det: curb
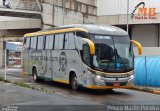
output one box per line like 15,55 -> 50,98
153,90 -> 160,95
1,75 -> 160,95
0,76 -> 53,94
129,86 -> 160,95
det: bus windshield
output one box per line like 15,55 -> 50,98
90,35 -> 134,73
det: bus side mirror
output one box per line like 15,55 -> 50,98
82,38 -> 95,55
131,40 -> 142,55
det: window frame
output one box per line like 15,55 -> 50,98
37,35 -> 45,50
30,36 -> 37,50
24,37 -> 31,50
54,33 -> 65,50
45,34 -> 55,50
64,32 -> 77,50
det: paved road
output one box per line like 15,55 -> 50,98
0,68 -> 160,111
0,82 -> 103,111
0,83 -> 98,105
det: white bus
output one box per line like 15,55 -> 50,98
23,24 -> 142,90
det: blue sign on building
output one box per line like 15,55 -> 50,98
6,42 -> 22,51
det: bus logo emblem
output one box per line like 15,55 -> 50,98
59,52 -> 67,72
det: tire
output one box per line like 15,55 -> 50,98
70,74 -> 79,91
32,68 -> 40,82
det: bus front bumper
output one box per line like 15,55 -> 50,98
86,75 -> 134,89
86,85 -> 134,89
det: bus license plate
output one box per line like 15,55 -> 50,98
113,83 -> 120,86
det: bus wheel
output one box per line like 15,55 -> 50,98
33,68 -> 39,82
70,74 -> 79,91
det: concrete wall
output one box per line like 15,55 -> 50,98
42,0 -> 97,28
132,24 -> 160,56
0,0 -> 40,11
0,19 -> 41,29
132,25 -> 158,47
134,47 -> 160,56
0,29 -> 39,36
98,14 -> 160,25
0,42 -> 3,50
97,0 -> 160,25
97,0 -> 160,16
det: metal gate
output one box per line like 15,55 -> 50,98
0,50 -> 7,80
135,56 -> 160,87
0,49 -> 22,80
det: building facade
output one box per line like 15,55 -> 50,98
97,0 -> 160,56
0,0 -> 97,49
41,0 -> 97,29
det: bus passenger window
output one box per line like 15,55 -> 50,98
45,35 -> 54,50
37,36 -> 44,50
25,38 -> 30,50
54,34 -> 64,49
30,37 -> 37,50
64,33 -> 75,49
76,37 -> 83,50
83,44 -> 91,66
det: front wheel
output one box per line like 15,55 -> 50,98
70,74 -> 79,91
32,68 -> 40,82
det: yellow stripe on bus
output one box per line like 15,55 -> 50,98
24,28 -> 88,37
54,80 -> 69,84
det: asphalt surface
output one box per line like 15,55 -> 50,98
0,82 -> 102,111
0,82 -> 99,105
0,68 -> 160,111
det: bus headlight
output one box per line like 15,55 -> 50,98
96,75 -> 102,79
130,75 -> 134,79
88,70 -> 103,79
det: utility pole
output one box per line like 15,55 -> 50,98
4,49 -> 7,80
62,0 -> 66,25
127,0 -> 129,33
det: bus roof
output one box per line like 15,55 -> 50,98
24,24 -> 128,37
